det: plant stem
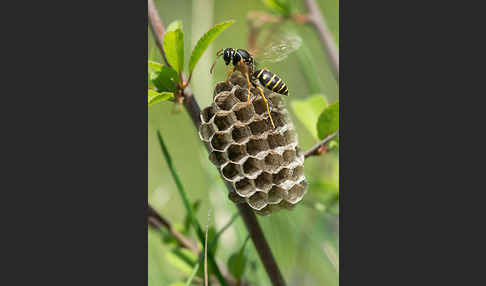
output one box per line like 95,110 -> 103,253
148,204 -> 199,254
148,0 -> 170,67
304,130 -> 339,158
304,0 -> 339,81
147,3 -> 287,285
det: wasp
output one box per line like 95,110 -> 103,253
210,34 -> 301,128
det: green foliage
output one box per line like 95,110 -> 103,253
317,101 -> 339,139
185,260 -> 201,286
148,90 -> 174,106
189,20 -> 235,75
167,20 -> 183,32
291,95 -> 328,139
166,248 -> 198,275
163,28 -> 184,74
227,236 -> 250,281
262,0 -> 292,16
183,200 -> 201,234
169,283 -> 185,286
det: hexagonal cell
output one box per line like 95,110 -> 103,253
214,81 -> 232,94
199,123 -> 215,142
273,168 -> 292,185
234,178 -> 256,197
233,103 -> 255,123
209,151 -> 228,167
292,165 -> 304,180
214,92 -> 238,111
230,72 -> 248,87
243,158 -> 264,177
222,163 -> 242,181
231,125 -> 251,144
213,112 -> 236,131
286,182 -> 307,204
234,86 -> 250,102
283,129 -> 297,144
269,94 -> 284,108
268,186 -> 285,204
267,133 -> 286,149
246,138 -> 270,156
249,120 -> 270,136
228,191 -> 245,204
253,98 -> 267,115
254,172 -> 273,192
210,132 -> 233,151
227,144 -> 248,163
201,106 -> 216,123
270,111 -> 287,128
282,149 -> 296,165
264,153 -> 284,172
247,191 -> 268,210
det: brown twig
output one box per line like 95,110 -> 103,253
304,131 -> 339,158
148,204 -> 200,254
148,0 -> 170,67
148,3 -> 286,286
304,0 -> 339,81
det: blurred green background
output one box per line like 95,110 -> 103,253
148,0 -> 339,285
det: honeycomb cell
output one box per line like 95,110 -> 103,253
227,144 -> 248,163
214,112 -> 236,131
234,86 -> 249,102
264,153 -> 284,173
270,111 -> 287,128
243,158 -> 264,177
282,149 -> 297,165
230,72 -> 249,88
278,199 -> 295,210
228,191 -> 246,204
247,191 -> 268,210
292,165 -> 304,181
286,181 -> 307,204
209,151 -> 228,167
215,92 -> 239,111
273,168 -> 292,185
211,132 -> 233,151
234,178 -> 256,197
214,81 -> 232,94
249,120 -> 270,136
201,106 -> 216,123
267,133 -> 286,149
233,103 -> 255,123
253,98 -> 267,115
222,163 -> 242,181
254,172 -> 273,192
267,186 -> 285,204
231,125 -> 251,144
247,138 -> 269,156
283,129 -> 297,145
199,122 -> 215,142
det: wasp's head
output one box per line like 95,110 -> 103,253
222,48 -> 234,65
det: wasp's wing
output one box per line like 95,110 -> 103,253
253,33 -> 302,64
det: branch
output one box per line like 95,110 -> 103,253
304,130 -> 339,159
148,5 -> 286,286
148,0 -> 170,67
148,203 -> 200,254
304,0 -> 339,81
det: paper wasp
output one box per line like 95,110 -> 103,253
210,34 -> 301,128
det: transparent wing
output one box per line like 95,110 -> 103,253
252,33 -> 302,65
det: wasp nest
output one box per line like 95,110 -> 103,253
199,72 -> 307,215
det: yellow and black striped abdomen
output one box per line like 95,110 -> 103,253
253,69 -> 288,95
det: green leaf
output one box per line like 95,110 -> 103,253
163,29 -> 184,74
317,101 -> 339,139
169,283 -> 185,286
167,20 -> 183,32
291,95 -> 328,139
148,60 -> 163,89
262,0 -> 291,16
183,200 -> 201,234
148,90 -> 174,106
154,66 -> 180,92
166,248 -> 197,275
188,20 -> 235,74
227,236 -> 250,281
185,260 -> 200,286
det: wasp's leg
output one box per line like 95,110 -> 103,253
225,66 -> 236,83
244,71 -> 252,103
255,85 -> 275,128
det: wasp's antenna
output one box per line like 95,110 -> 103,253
210,49 -> 224,74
